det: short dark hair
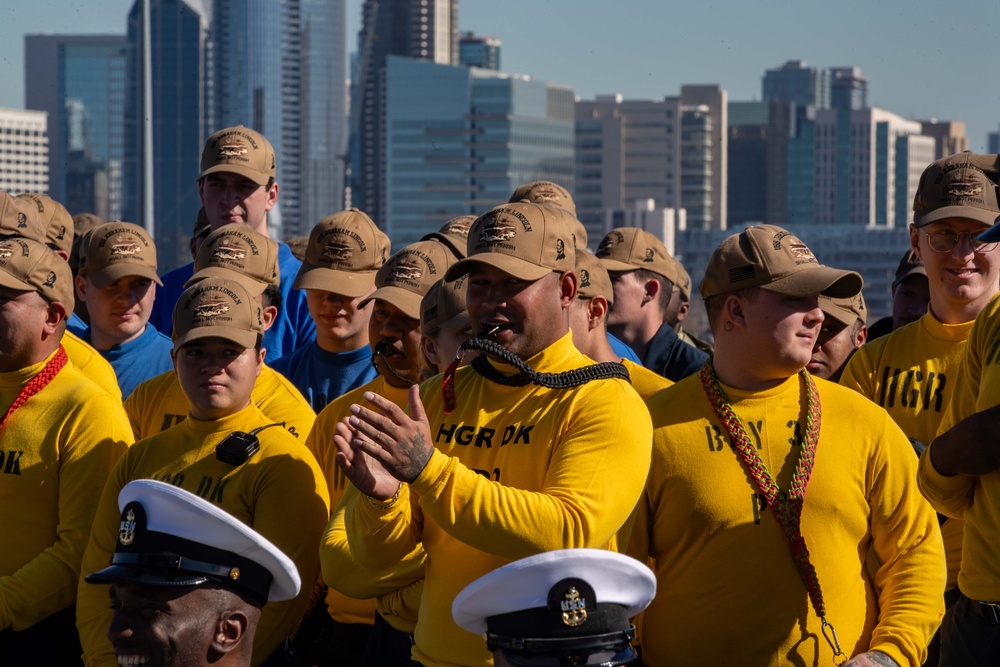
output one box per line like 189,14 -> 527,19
633,269 -> 673,313
262,284 -> 282,312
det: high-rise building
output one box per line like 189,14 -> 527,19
989,127 -> 1000,154
830,67 -> 868,111
919,120 -> 968,160
727,101 -> 769,226
382,56 -> 574,247
24,35 -> 126,220
763,60 -> 830,109
681,85 -> 727,230
785,107 -> 933,227
459,32 -> 501,70
352,0 -> 458,228
575,86 -> 727,243
0,108 -> 49,194
213,0 -> 347,236
123,0 -> 212,270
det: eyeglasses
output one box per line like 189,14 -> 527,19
921,229 -> 998,254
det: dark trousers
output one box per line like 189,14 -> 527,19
939,592 -> 1000,667
0,606 -> 83,666
359,613 -> 414,667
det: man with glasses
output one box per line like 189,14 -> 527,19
842,152 -> 1000,665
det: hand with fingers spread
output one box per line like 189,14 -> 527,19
333,385 -> 433,499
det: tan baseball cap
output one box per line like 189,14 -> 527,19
595,227 -> 678,285
360,240 -> 454,320
0,191 -> 46,243
187,223 -> 280,296
18,193 -> 73,255
674,259 -> 692,301
509,181 -> 577,217
79,222 -> 162,288
199,125 -> 276,187
420,276 -> 470,333
286,235 -> 309,261
892,249 -> 926,288
575,249 -> 614,305
192,207 -> 211,239
699,225 -> 862,300
172,277 -> 264,349
445,202 -> 576,283
913,152 -> 1000,228
70,213 -> 106,273
819,292 -> 867,326
294,209 -> 390,298
0,236 -> 75,309
421,215 -> 477,259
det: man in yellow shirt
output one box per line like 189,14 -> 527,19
78,277 -> 329,667
631,224 -> 945,666
0,236 -> 132,663
124,223 -> 315,441
310,240 -> 453,666
918,152 -> 1000,666
327,201 -> 653,667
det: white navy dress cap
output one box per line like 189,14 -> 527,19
453,549 -> 655,634
86,479 -> 300,605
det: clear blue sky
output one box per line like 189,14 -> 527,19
1,0 -> 998,150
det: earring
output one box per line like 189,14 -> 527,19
723,321 -> 734,332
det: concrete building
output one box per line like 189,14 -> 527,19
24,35 -> 126,220
352,0 -> 458,227
831,67 -> 868,111
604,199 -> 686,256
575,85 -> 727,244
787,107 -> 933,227
919,120 -> 968,160
459,32 -> 500,70
383,56 -> 574,248
0,108 -> 49,195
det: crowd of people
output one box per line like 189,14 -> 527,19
1,123 -> 999,667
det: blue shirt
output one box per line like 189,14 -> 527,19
608,332 -> 641,363
67,311 -> 88,333
149,242 -> 316,363
270,342 -> 378,412
84,323 -> 174,400
643,322 -> 709,382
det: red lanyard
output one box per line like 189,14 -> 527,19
699,361 -> 846,666
0,346 -> 68,432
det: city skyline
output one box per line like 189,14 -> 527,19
2,0 -> 998,154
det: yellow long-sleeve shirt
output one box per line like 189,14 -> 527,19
0,350 -> 132,631
77,403 -> 330,667
920,291 -> 1000,601
63,330 -> 122,402
124,363 -> 315,441
840,310 -> 972,590
339,332 -> 653,667
308,376 -> 424,629
622,357 -> 673,399
841,311 -> 972,446
631,372 -> 945,667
